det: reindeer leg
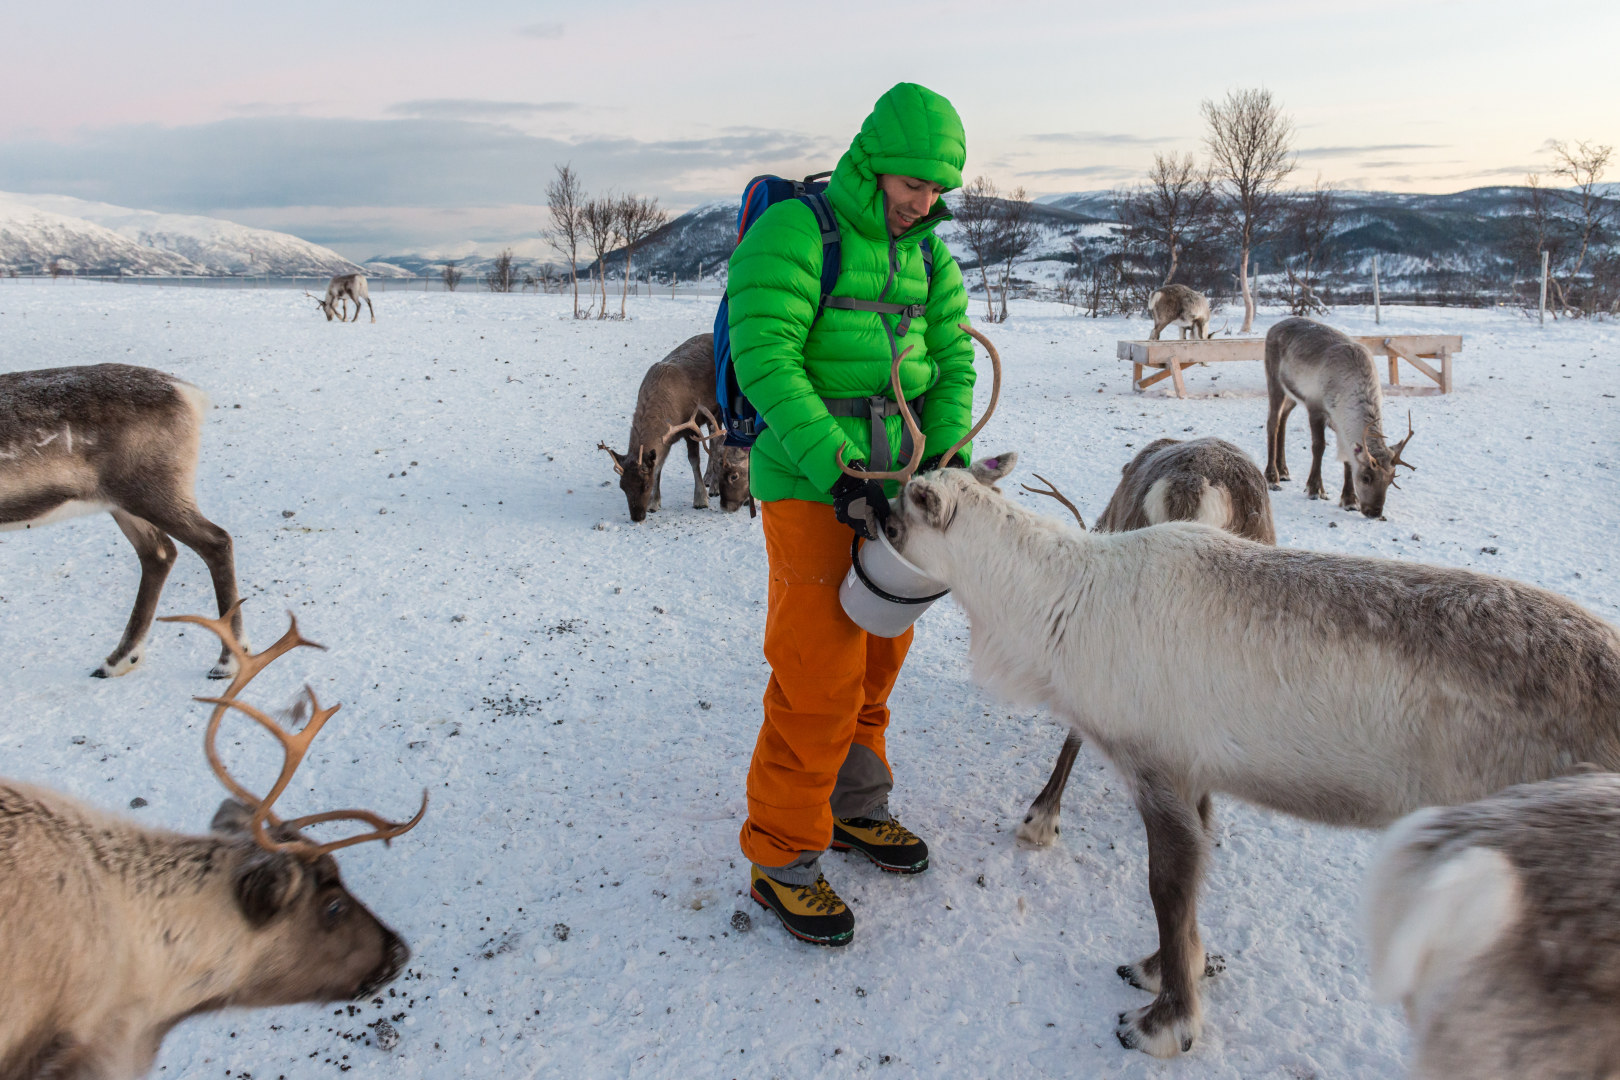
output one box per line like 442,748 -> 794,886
1339,462 -> 1357,512
1305,410 -> 1327,499
687,436 -> 708,509
1149,322 -> 1164,341
141,502 -> 242,678
1116,772 -> 1208,1058
1018,731 -> 1081,845
1265,391 -> 1291,486
94,510 -> 179,678
366,297 -> 375,323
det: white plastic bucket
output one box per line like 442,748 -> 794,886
839,533 -> 950,638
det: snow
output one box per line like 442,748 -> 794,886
0,192 -> 363,276
1,281 -> 1616,1079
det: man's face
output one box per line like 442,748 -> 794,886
877,174 -> 945,237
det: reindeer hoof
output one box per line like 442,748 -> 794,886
1115,1000 -> 1201,1058
93,652 -> 141,678
1017,807 -> 1061,845
1267,482 -> 1282,492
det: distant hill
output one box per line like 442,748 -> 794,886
0,192 -> 364,276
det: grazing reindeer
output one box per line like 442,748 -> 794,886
0,612 -> 425,1080
0,364 -> 241,678
1148,285 -> 1211,340
306,273 -> 374,323
1016,437 -> 1275,846
1264,317 -> 1416,517
1366,773 -> 1620,1080
597,333 -> 750,522
882,386 -> 1620,1055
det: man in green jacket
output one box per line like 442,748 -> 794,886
730,82 -> 977,947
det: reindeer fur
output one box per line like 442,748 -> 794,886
1019,437 -> 1275,845
1366,774 -> 1620,1080
1148,285 -> 1210,341
1265,317 -> 1411,517
0,781 -> 407,1080
892,458 -> 1620,1058
0,364 -> 241,678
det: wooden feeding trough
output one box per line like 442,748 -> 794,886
1119,334 -> 1463,398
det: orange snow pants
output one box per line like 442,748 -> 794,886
739,499 -> 913,870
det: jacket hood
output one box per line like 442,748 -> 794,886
828,83 -> 966,242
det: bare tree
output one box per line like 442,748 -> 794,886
1548,140 -> 1616,316
615,195 -> 668,318
582,196 -> 621,319
545,163 -> 587,318
991,186 -> 1039,322
1122,152 -> 1219,287
441,260 -> 463,292
953,176 -> 1002,322
484,249 -> 517,293
1202,88 -> 1295,332
1277,180 -> 1338,315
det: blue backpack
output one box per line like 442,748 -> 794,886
713,172 -> 933,448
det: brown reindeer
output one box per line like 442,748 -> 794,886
0,364 -> 242,678
0,612 -> 425,1080
1264,317 -> 1416,517
306,273 -> 374,323
598,333 -> 750,521
1016,437 -> 1276,845
1148,284 -> 1211,340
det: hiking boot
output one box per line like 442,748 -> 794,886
832,816 -> 930,874
749,866 -> 855,947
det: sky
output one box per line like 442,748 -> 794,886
3,0 -> 1616,261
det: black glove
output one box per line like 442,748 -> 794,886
919,450 -> 970,473
831,468 -> 890,541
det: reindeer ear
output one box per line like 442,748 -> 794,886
970,452 -> 1017,486
907,478 -> 953,528
211,798 -> 255,834
233,851 -> 302,927
640,447 -> 658,467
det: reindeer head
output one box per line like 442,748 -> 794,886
305,291 -> 336,321
714,445 -> 752,514
598,441 -> 661,522
161,609 -> 425,1005
1350,411 -> 1418,518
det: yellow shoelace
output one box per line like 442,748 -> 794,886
866,819 -> 918,845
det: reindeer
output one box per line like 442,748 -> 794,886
877,340 -> 1620,1057
1016,437 -> 1275,846
1365,773 -> 1620,1080
1264,317 -> 1416,517
1373,777 -> 1620,1080
0,612 -> 425,1080
1148,284 -> 1211,340
0,364 -> 241,678
597,333 -> 750,522
306,273 -> 374,323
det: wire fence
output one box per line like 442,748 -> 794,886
0,269 -> 726,299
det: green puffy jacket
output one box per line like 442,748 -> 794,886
727,82 -> 977,504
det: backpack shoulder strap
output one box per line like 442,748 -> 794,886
799,191 -> 842,316
921,235 -> 935,282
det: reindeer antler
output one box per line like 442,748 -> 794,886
160,608 -> 427,861
597,441 -> 625,474
662,408 -> 723,449
836,346 -> 927,482
1020,474 -> 1086,530
1389,410 -> 1417,472
938,325 -> 1003,469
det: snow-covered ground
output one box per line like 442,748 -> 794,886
1,282 -> 1616,1079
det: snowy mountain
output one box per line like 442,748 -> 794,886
0,192 -> 364,276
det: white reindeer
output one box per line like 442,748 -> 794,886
1264,317 -> 1415,517
877,343 -> 1619,1057
0,363 -> 242,677
306,273 -> 374,323
0,613 -> 425,1080
1365,773 -> 1620,1080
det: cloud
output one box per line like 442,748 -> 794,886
1020,164 -> 1140,180
1025,131 -> 1174,146
518,21 -> 564,38
386,99 -> 583,120
1294,143 -> 1446,159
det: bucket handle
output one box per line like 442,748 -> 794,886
849,536 -> 949,606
